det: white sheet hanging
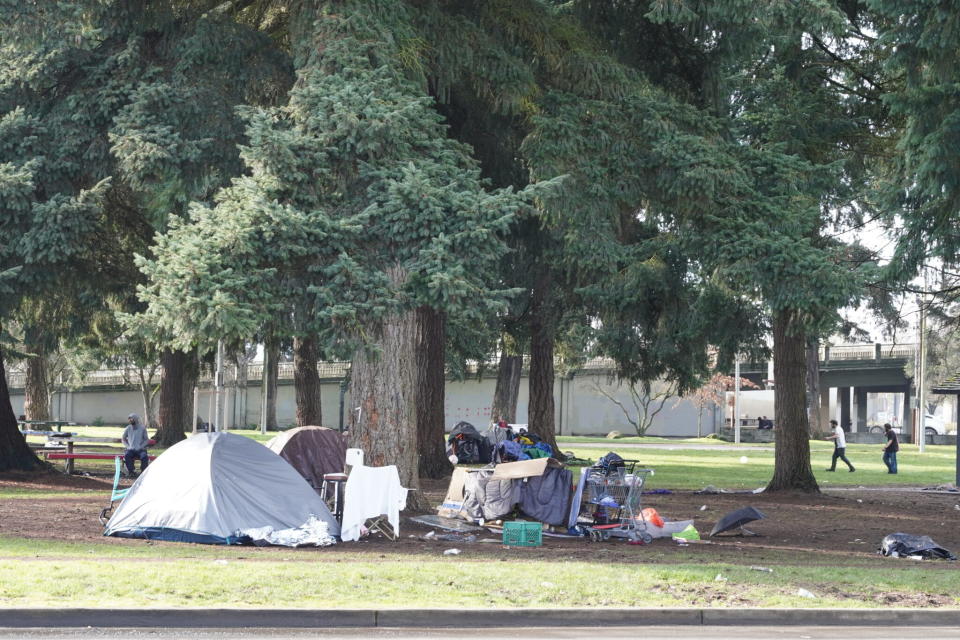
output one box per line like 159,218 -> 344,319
340,464 -> 408,542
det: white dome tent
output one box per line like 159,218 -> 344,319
104,432 -> 340,544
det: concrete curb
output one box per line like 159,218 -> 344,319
3,608 -> 960,628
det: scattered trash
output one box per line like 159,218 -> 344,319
739,456 -> 749,464
709,506 -> 766,537
640,507 -> 664,528
424,531 -> 435,539
880,533 -> 956,560
540,581 -> 555,588
699,505 -> 708,511
443,548 -> 461,556
435,533 -> 477,543
672,524 -> 701,541
714,573 -> 727,582
954,505 -> 959,511
644,488 -> 672,495
796,588 -> 816,599
922,484 -> 959,493
857,499 -> 863,503
409,515 -> 483,532
696,485 -> 726,494
749,566 -> 773,573
214,559 -> 228,565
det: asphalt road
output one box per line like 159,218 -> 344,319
2,627 -> 959,640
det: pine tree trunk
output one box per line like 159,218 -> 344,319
137,367 -> 159,430
294,335 -> 323,426
23,351 -> 50,421
767,309 -> 819,492
417,306 -> 452,479
349,265 -> 427,511
265,338 -> 280,430
492,350 -> 523,423
157,349 -> 197,446
0,345 -> 43,472
528,304 -> 559,456
806,337 -> 823,438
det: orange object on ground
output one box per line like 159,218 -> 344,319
641,507 -> 664,528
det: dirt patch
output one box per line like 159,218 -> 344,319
2,470 -> 959,570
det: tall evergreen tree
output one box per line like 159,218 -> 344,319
131,1 -> 546,502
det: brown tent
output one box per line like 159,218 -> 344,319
266,426 -> 347,490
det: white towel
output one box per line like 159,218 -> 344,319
340,464 -> 408,542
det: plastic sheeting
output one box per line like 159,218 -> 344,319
880,533 -> 956,560
239,515 -> 336,547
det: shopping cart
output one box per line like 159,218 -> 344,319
577,461 -> 654,543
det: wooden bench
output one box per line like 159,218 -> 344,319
46,452 -> 156,474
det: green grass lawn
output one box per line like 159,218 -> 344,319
0,538 -> 957,609
560,441 -> 958,491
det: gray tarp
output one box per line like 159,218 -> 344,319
266,426 -> 347,490
104,432 -> 340,542
519,467 -> 573,526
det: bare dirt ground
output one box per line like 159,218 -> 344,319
2,470 -> 959,575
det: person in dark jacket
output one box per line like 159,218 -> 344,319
882,423 -> 899,474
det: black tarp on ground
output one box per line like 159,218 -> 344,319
709,506 -> 766,537
880,533 -> 956,560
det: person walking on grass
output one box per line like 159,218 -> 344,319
825,419 -> 855,472
122,413 -> 151,476
882,423 -> 899,474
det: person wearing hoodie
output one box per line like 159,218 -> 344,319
121,413 -> 151,476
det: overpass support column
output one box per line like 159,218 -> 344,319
902,383 -> 912,434
819,387 -> 831,433
855,388 -> 868,432
839,387 -> 851,430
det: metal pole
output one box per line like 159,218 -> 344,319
338,380 -> 346,433
734,359 -> 741,445
918,288 -> 927,454
192,386 -> 198,434
214,339 -> 224,433
260,345 -> 269,435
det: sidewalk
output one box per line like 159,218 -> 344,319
3,608 -> 960,629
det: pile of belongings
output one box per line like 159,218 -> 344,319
499,430 -> 553,461
439,459 -> 572,526
447,422 -> 553,464
447,421 -> 493,464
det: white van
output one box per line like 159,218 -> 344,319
870,415 -> 949,436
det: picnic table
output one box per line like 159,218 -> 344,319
45,435 -> 124,474
19,420 -> 73,433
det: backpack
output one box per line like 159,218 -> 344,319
454,437 -> 480,464
595,451 -> 624,472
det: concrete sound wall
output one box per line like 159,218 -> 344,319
8,372 -> 722,437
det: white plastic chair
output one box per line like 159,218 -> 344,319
345,448 -> 364,468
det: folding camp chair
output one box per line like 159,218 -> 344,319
98,455 -> 132,525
